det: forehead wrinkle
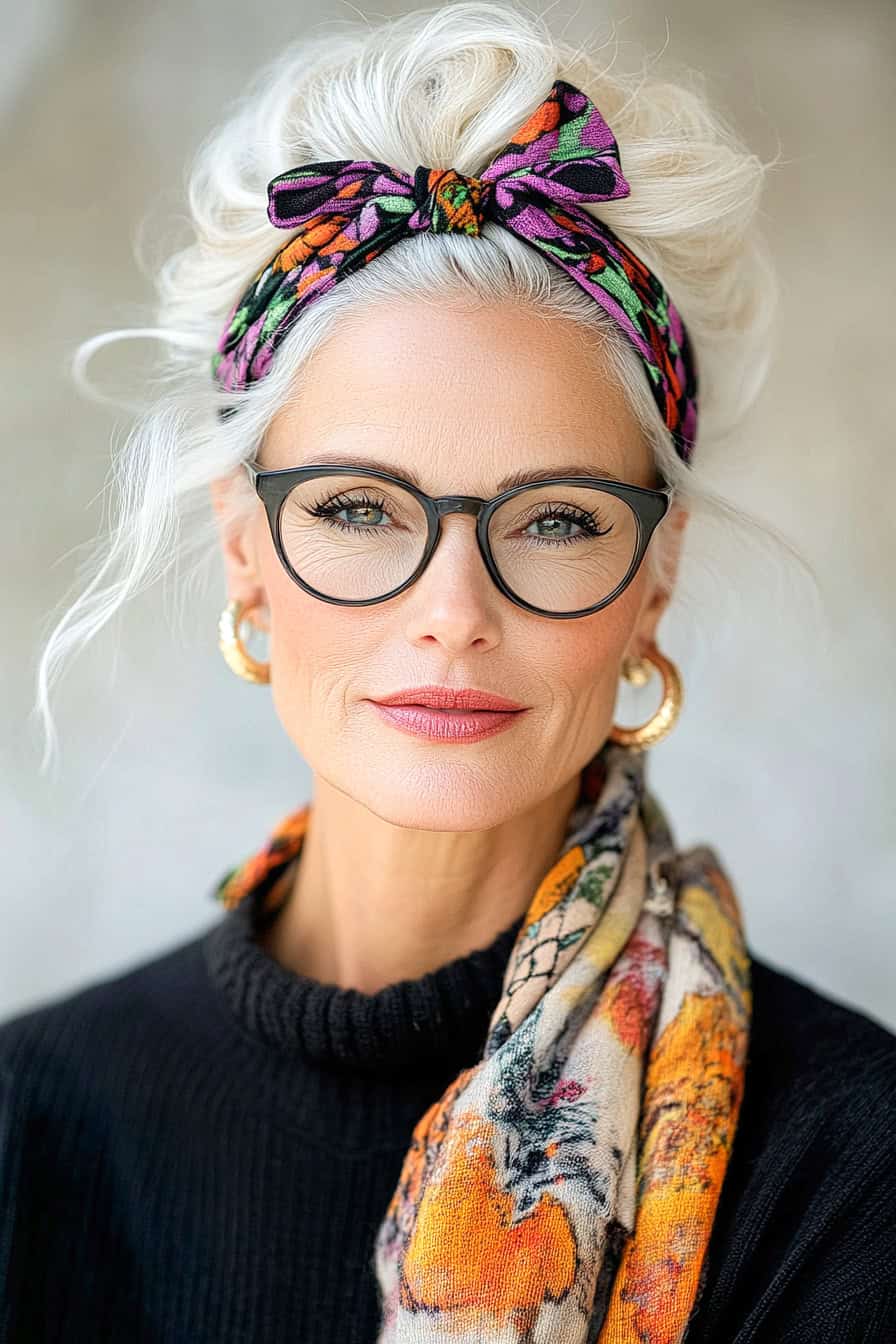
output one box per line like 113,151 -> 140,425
292,445 -> 627,494
283,389 -> 634,488
295,403 -> 630,476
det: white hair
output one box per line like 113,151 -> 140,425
31,0 -> 815,776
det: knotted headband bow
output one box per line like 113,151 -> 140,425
212,79 -> 699,462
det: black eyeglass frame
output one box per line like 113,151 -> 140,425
242,458 -> 673,620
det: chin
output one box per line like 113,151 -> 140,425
352,762 -> 533,833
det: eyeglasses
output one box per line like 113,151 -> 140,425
242,459 -> 673,620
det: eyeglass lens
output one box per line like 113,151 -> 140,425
276,473 -> 640,614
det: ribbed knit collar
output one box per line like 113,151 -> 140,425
200,754 -> 614,1081
202,871 -> 526,1079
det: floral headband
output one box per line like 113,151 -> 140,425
211,78 -> 699,462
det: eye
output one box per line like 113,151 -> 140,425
309,492 -> 394,531
521,502 -> 613,546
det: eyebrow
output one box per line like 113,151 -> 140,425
291,450 -> 625,493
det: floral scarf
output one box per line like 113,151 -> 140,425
215,738 -> 751,1343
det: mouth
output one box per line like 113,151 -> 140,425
366,700 -> 528,743
369,685 -> 527,713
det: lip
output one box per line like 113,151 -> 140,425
369,685 -> 527,711
368,701 -> 527,743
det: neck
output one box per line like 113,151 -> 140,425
258,769 -> 582,992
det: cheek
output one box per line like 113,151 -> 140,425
255,510 -> 319,654
548,574 -> 645,690
255,520 -> 316,724
257,527 -> 370,727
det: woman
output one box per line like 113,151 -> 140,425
3,4 -> 894,1342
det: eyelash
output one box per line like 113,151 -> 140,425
306,493 -> 613,545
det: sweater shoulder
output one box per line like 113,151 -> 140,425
734,949 -> 896,1190
745,950 -> 896,1132
0,923 -> 218,1101
747,948 -> 896,1090
750,948 -> 895,1035
691,956 -> 896,1341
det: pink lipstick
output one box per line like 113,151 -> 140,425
366,684 -> 529,743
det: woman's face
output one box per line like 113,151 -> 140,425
212,298 -> 687,830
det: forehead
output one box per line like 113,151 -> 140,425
263,298 -> 655,489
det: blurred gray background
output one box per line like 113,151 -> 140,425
3,1 -> 894,1027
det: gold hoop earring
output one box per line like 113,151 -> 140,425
218,598 -> 271,684
608,640 -> 682,750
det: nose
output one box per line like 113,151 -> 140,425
408,510 -> 503,626
402,516 -> 507,647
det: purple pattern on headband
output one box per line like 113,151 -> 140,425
212,78 -> 698,460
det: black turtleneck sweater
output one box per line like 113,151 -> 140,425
1,875 -> 895,1343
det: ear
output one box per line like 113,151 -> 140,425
626,501 -> 689,660
209,469 -> 270,631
